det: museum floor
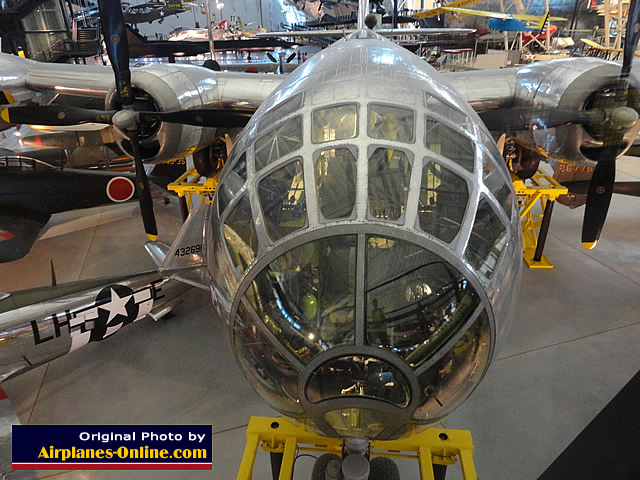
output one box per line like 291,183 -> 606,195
1,158 -> 639,480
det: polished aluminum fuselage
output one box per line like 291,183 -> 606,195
0,272 -> 191,382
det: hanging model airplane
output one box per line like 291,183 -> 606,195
122,0 -> 186,25
428,7 -> 567,33
2,0 -> 640,474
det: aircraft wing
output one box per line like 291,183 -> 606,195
581,38 -> 624,52
0,208 -> 50,263
256,27 -> 476,38
440,7 -> 567,22
411,0 -> 485,19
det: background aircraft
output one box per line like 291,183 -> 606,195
2,0 -> 640,475
0,156 -> 182,263
123,0 -> 186,25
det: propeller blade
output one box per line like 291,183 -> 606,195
129,129 -> 158,241
621,0 -> 640,79
286,52 -> 297,63
0,105 -> 114,126
138,108 -> 254,128
478,107 -> 604,132
99,0 -> 133,105
581,146 -> 619,249
564,180 -> 640,197
266,52 -> 277,63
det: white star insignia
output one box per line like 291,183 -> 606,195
99,288 -> 132,324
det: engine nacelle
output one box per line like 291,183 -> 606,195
105,65 -> 282,164
510,58 -> 640,166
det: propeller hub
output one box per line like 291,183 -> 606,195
609,106 -> 639,130
112,109 -> 138,130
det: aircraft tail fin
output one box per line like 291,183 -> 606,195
537,10 -> 550,34
159,203 -> 208,273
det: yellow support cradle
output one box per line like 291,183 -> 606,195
512,168 -> 568,268
166,164 -> 222,219
237,416 -> 477,480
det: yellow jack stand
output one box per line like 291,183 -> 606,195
166,165 -> 221,221
512,169 -> 568,269
237,416 -> 477,480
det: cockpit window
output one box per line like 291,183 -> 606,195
312,104 -> 358,143
258,93 -> 304,133
425,118 -> 475,172
368,148 -> 411,221
258,158 -> 307,242
242,235 -> 357,364
314,147 -> 357,219
418,161 -> 468,243
366,236 -> 479,368
254,116 -> 303,172
368,104 -> 414,143
424,93 -> 468,128
482,153 -> 513,219
218,152 -> 247,216
465,199 -> 507,280
223,194 -> 259,274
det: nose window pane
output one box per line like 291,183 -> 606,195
259,159 -> 307,242
413,310 -> 491,422
368,104 -> 414,143
255,116 -> 303,172
424,93 -> 468,128
218,152 -> 246,216
306,356 -> 410,407
482,153 -> 513,219
368,148 -> 411,221
465,199 -> 508,279
243,235 -> 357,364
223,194 -> 259,274
366,236 -> 479,368
315,147 -> 357,219
425,118 -> 475,172
418,161 -> 469,243
312,104 -> 358,143
233,302 -> 302,415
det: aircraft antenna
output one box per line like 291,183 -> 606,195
357,0 -> 370,28
50,260 -> 57,287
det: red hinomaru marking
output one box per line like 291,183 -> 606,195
106,177 -> 135,203
0,387 -> 7,400
0,230 -> 15,241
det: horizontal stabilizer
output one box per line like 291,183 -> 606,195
144,240 -> 171,268
170,267 -> 211,291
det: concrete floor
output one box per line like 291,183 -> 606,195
1,157 -> 640,479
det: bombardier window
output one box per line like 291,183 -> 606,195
223,194 -> 259,274
424,93 -> 468,128
314,147 -> 357,219
365,236 -> 479,368
258,93 -> 304,133
368,147 -> 411,221
258,158 -> 307,241
242,235 -> 357,364
465,199 -> 507,279
312,104 -> 358,143
418,161 -> 468,243
233,302 -> 302,415
414,310 -> 491,422
368,104 -> 414,143
482,154 -> 513,219
254,116 -> 303,172
425,118 -> 475,172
